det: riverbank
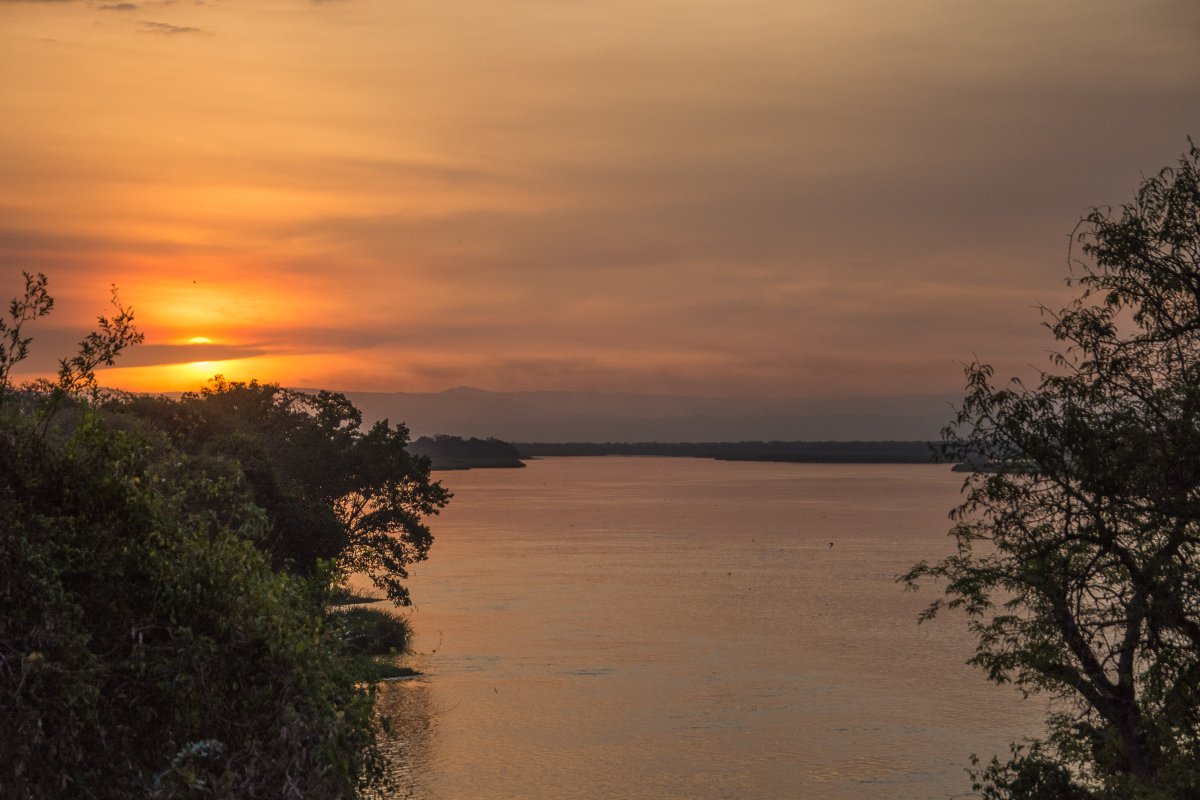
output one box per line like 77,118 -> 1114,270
514,440 -> 938,463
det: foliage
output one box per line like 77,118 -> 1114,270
409,434 -> 525,469
111,379 -> 450,605
0,272 -> 52,405
329,606 -> 414,657
0,274 -> 404,798
903,142 -> 1200,799
0,416 -> 384,798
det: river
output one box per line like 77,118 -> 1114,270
372,457 -> 1044,799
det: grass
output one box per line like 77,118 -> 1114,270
328,606 -> 413,656
328,605 -> 419,681
328,586 -> 387,605
354,658 -> 420,681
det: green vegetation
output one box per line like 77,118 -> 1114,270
110,379 -> 450,606
0,274 -> 447,798
329,606 -> 420,682
904,142 -> 1200,798
329,606 -> 414,657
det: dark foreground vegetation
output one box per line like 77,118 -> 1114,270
906,142 -> 1200,799
409,434 -> 525,469
516,440 -> 936,462
0,275 -> 448,798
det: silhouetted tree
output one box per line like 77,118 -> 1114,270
904,143 -> 1200,799
114,379 -> 450,604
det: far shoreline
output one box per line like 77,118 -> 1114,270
512,440 -> 941,464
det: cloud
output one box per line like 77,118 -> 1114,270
99,3 -> 138,10
103,342 -> 269,368
140,20 -> 203,35
1,0 -> 1196,401
7,329 -> 270,373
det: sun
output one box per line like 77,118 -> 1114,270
187,336 -> 213,345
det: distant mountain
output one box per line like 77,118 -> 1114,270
335,387 -> 958,443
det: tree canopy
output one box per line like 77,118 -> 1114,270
111,379 -> 450,605
904,142 -> 1200,799
0,274 -> 446,797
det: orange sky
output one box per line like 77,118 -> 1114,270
1,0 -> 1198,397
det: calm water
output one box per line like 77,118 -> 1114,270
371,457 -> 1044,799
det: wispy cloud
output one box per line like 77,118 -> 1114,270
7,327 -> 270,373
140,19 -> 202,35
105,342 -> 269,369
1,0 -> 1196,399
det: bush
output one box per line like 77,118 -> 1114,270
329,606 -> 414,657
0,410 -> 385,798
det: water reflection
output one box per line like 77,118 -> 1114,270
373,679 -> 438,799
372,458 -> 1047,799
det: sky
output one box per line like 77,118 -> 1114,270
1,0 -> 1198,399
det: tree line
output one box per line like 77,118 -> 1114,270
515,440 -> 937,462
